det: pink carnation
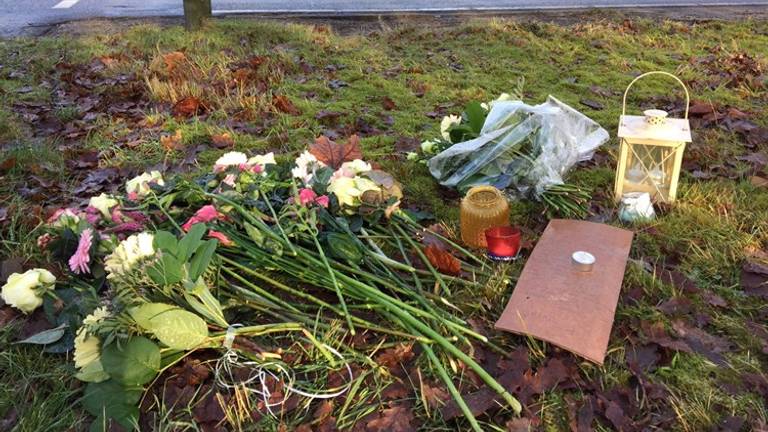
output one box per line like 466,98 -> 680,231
315,195 -> 330,208
298,188 -> 318,205
208,230 -> 233,246
182,205 -> 224,232
251,164 -> 263,174
85,207 -> 101,225
69,228 -> 93,274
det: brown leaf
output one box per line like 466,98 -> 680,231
162,51 -> 187,74
160,130 -> 183,151
211,132 -> 235,149
273,95 -> 300,115
0,157 -> 16,173
423,244 -> 461,276
309,135 -> 363,170
366,405 -> 415,432
506,418 -> 533,432
382,380 -> 410,401
172,96 -> 204,118
750,176 -> 768,188
421,382 -> 449,410
376,343 -> 414,369
382,96 -> 397,111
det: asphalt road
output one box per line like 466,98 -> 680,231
2,0 -> 768,36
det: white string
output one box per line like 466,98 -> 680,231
213,327 -> 353,418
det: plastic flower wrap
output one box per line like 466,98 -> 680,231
125,171 -> 164,199
73,306 -> 110,383
1,268 -> 56,313
104,232 -> 156,278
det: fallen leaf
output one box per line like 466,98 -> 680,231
273,95 -> 300,115
506,418 -> 533,431
162,51 -> 187,74
309,135 -> 363,169
376,344 -> 415,369
421,382 -> 448,410
423,244 -> 461,276
365,405 -> 415,432
580,99 -> 604,110
211,132 -> 235,149
172,96 -> 204,118
750,176 -> 768,188
160,130 -> 183,151
382,96 -> 397,111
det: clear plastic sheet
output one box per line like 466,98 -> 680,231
427,96 -> 609,197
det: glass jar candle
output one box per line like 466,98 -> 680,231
460,185 -> 510,248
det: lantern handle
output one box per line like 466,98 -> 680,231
622,71 -> 690,119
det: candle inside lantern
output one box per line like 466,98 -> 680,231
484,226 -> 521,260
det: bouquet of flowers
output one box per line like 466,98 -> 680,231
6,134 -> 521,431
416,87 -> 608,218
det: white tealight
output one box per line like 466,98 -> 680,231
572,251 -> 595,272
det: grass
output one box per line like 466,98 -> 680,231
0,12 -> 767,431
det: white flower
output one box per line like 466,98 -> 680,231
406,152 -> 419,161
328,176 -> 381,208
213,151 -> 247,171
126,171 -> 165,197
339,159 -> 371,175
104,232 -> 156,278
420,140 -> 438,154
1,269 -> 56,314
73,306 -> 110,383
292,151 -> 324,185
440,115 -> 461,140
88,193 -> 118,218
247,152 -> 276,168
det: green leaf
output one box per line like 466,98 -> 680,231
244,222 -> 265,247
153,231 -> 179,256
465,101 -> 486,134
189,239 -> 217,281
147,254 -> 184,286
14,324 -> 67,345
128,303 -> 176,330
147,309 -> 209,350
325,232 -> 364,263
83,380 -> 141,431
178,223 -> 206,261
101,336 -> 160,386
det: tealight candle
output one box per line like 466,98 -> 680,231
484,226 -> 521,261
571,251 -> 595,272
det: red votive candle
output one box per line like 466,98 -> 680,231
485,226 -> 521,258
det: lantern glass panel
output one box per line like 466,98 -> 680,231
621,140 -> 677,200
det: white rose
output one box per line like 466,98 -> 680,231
104,232 -> 156,278
420,140 -> 438,154
88,193 -> 118,218
126,171 -> 165,197
328,176 -> 381,208
339,159 -> 372,175
440,115 -> 462,140
74,306 -> 110,382
214,151 -> 247,170
1,269 -> 56,314
328,177 -> 361,208
247,152 -> 276,167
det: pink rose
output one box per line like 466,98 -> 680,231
208,230 -> 233,246
182,205 -> 224,232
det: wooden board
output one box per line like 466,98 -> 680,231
494,219 -> 634,364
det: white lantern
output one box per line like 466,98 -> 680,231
614,71 -> 692,203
